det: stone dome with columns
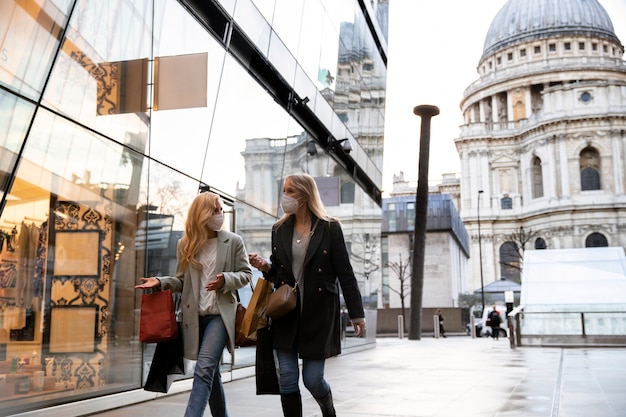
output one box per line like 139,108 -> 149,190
452,0 -> 626,292
482,0 -> 620,59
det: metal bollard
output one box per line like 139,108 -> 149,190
398,315 -> 404,339
433,315 -> 440,338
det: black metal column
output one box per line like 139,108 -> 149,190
409,105 -> 439,340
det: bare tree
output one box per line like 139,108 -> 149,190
143,177 -> 195,230
500,226 -> 539,281
351,233 -> 381,307
350,233 -> 380,281
384,253 -> 411,329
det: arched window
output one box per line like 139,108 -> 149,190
499,241 -> 521,282
580,147 -> 601,191
534,237 -> 547,249
585,233 -> 608,247
531,156 -> 544,198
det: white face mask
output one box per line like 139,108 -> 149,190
206,213 -> 224,231
280,195 -> 300,214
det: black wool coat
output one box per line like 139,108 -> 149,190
264,215 -> 364,359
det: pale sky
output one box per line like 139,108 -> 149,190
382,0 -> 626,196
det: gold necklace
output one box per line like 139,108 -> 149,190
295,223 -> 311,244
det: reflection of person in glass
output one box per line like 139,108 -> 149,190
135,192 -> 252,417
248,173 -> 365,417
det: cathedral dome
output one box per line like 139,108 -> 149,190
482,0 -> 620,59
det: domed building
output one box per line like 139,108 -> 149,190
455,0 -> 626,293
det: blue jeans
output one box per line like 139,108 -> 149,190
184,315 -> 228,417
275,348 -> 330,399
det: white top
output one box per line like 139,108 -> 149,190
199,238 -> 219,315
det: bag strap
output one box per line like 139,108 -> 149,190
236,278 -> 255,302
293,219 -> 320,290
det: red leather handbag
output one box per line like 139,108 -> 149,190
139,289 -> 178,343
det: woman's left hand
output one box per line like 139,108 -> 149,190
206,273 -> 225,291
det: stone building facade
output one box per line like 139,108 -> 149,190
453,0 -> 626,292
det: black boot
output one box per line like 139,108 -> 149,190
280,391 -> 302,417
314,389 -> 336,417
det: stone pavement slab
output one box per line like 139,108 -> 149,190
82,336 -> 626,417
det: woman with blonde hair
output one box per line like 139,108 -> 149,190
136,191 -> 252,417
249,173 -> 365,417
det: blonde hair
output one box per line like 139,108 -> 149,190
276,173 -> 331,227
180,192 -> 222,270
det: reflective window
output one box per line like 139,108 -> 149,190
0,1 -> 73,101
234,0 -> 272,56
204,54 -> 296,199
41,0 -> 153,151
272,0 -> 305,58
0,0 -> 384,411
387,203 -> 396,231
0,108 -> 147,411
0,91 -> 36,196
406,202 -> 415,229
149,2 -> 227,178
341,182 -> 355,203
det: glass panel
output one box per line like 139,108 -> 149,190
203,54 -> 296,199
0,91 -> 36,197
41,0 -> 153,152
0,1 -> 73,101
297,0 -> 325,79
318,15 -> 341,92
217,0 -> 238,15
234,0 -> 272,57
231,207 -> 276,369
149,1 -> 227,178
137,163 -> 199,381
0,0 -> 385,412
0,108 -> 147,413
271,0 -> 304,59
268,32 -> 297,84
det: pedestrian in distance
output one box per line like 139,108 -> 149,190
487,305 -> 502,340
436,308 -> 446,338
248,173 -> 366,417
135,192 -> 252,417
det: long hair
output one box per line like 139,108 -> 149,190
180,192 -> 222,270
275,173 -> 332,227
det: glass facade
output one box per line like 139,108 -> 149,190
0,0 -> 387,413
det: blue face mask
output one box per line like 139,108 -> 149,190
280,195 -> 300,214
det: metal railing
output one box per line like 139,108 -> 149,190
507,306 -> 626,347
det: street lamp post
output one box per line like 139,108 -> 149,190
477,190 -> 485,313
409,104 -> 440,341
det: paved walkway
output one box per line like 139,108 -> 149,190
87,336 -> 626,417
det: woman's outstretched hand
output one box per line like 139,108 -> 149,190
135,277 -> 160,289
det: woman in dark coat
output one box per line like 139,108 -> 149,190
249,173 -> 365,417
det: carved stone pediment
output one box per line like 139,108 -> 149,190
491,152 -> 519,167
